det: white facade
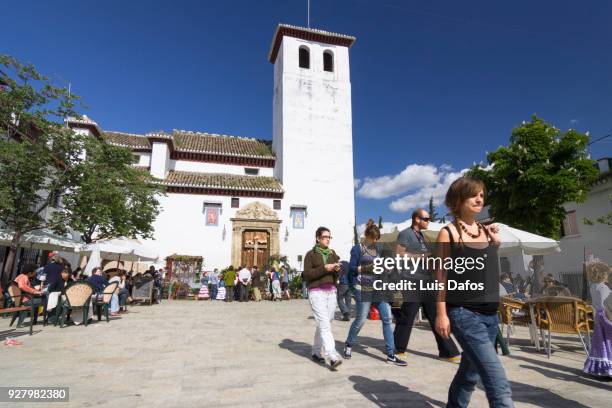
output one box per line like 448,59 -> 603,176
146,194 -> 280,269
68,25 -> 358,271
544,168 -> 612,274
170,160 -> 273,176
272,33 -> 356,264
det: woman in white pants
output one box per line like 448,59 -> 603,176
303,226 -> 342,370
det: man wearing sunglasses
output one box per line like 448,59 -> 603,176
393,209 -> 461,362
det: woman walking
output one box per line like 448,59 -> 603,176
304,226 -> 342,370
434,177 -> 514,407
343,219 -> 406,366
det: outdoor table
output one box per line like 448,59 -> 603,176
524,298 -> 542,351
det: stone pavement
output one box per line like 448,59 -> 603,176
1,300 -> 610,407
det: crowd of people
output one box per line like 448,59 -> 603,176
3,254 -> 164,327
196,264 -> 292,302
301,176 -> 611,407
4,175 -> 610,407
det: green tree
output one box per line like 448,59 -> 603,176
0,55 -> 85,284
428,196 -> 439,222
467,116 -> 598,239
54,139 -> 164,243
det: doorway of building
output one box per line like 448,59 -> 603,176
241,230 -> 270,270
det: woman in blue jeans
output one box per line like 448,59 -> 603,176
435,177 -> 513,408
343,219 -> 406,366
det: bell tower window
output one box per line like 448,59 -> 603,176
323,50 -> 334,72
299,46 -> 310,69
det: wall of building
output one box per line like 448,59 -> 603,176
150,142 -> 171,178
143,194 -> 285,271
273,35 -> 356,263
136,152 -> 151,167
170,160 -> 273,176
544,176 -> 612,275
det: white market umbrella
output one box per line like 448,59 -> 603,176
421,222 -> 560,256
80,237 -> 158,276
0,228 -> 81,252
80,237 -> 158,261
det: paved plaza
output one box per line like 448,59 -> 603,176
1,300 -> 610,407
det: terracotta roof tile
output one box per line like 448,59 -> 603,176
161,171 -> 283,193
269,23 -> 356,63
172,130 -> 273,158
103,131 -> 151,149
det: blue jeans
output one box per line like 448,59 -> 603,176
447,307 -> 514,408
210,284 -> 218,301
345,290 -> 395,356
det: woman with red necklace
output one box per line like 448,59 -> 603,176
435,177 -> 514,408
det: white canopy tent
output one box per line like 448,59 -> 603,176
421,222 -> 561,256
80,237 -> 159,276
0,228 -> 81,252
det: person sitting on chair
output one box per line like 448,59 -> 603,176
14,263 -> 44,327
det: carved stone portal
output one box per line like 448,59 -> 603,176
231,202 -> 281,268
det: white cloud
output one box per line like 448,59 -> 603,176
353,178 -> 361,189
570,118 -> 579,125
356,164 -> 440,199
388,169 -> 467,213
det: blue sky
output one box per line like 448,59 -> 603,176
3,0 -> 611,225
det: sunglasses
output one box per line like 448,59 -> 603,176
419,217 -> 431,222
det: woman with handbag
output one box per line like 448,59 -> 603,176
343,219 -> 407,366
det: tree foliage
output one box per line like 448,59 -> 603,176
0,55 -> 87,283
467,116 -> 598,239
428,196 -> 440,222
0,55 -> 164,283
54,139 -> 164,243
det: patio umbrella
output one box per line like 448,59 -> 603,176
0,228 -> 81,252
80,237 -> 159,276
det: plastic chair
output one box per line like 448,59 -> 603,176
93,281 -> 119,322
58,282 -> 94,328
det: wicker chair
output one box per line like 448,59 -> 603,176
3,282 -> 34,335
498,296 -> 531,345
58,282 -> 94,328
93,281 -> 119,322
534,296 -> 592,358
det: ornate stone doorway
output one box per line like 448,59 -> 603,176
231,202 -> 281,269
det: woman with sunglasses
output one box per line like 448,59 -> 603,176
303,226 -> 342,370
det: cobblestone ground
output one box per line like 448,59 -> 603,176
1,299 -> 610,407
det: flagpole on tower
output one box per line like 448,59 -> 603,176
307,0 -> 310,28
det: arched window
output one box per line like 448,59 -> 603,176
299,47 -> 310,69
323,50 -> 334,72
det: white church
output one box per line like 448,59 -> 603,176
67,24 -> 357,271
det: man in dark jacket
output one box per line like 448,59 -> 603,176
393,208 -> 460,361
43,253 -> 64,294
336,261 -> 352,321
88,267 -> 108,293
